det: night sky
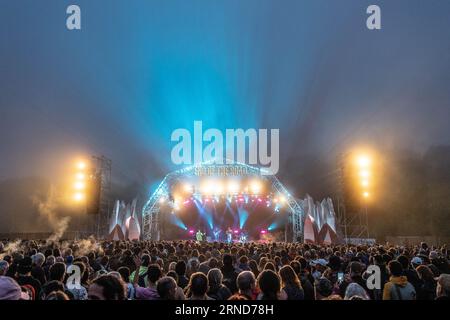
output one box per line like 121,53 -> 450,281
1,1 -> 450,232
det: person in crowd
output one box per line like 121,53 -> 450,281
117,266 -> 135,299
315,277 -> 333,300
294,258 -> 315,300
46,290 -> 70,300
344,283 -> 370,300
31,253 -> 46,286
0,238 -> 448,301
207,268 -> 231,300
132,256 -> 161,300
130,254 -> 150,287
0,260 -> 9,276
415,265 -> 437,300
175,260 -> 189,289
397,255 -> 421,293
383,260 -> 416,300
436,274 -> 450,300
186,272 -> 213,300
279,265 -> 304,300
235,270 -> 257,300
248,260 -> 259,278
15,256 -> 41,299
0,276 -> 28,300
338,261 -> 369,298
156,276 -> 178,300
221,254 -> 239,293
166,271 -> 186,300
88,274 -> 126,300
257,269 -> 281,300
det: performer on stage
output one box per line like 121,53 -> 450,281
213,227 -> 221,241
226,227 -> 233,243
196,230 -> 205,242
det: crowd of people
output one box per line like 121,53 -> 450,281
0,239 -> 449,300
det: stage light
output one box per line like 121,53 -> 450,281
227,181 -> 239,194
279,195 -> 287,203
213,183 -> 224,195
75,173 -> 85,180
74,192 -> 84,201
257,198 -> 262,203
361,180 -> 369,187
260,229 -> 267,234
359,169 -> 370,178
189,229 -> 194,234
77,161 -> 86,170
363,191 -> 370,198
159,197 -> 166,204
357,155 -> 371,167
234,229 -> 239,234
183,183 -> 193,193
74,181 -> 85,190
250,181 -> 262,194
201,182 -> 213,194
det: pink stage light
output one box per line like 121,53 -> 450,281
260,229 -> 267,234
189,229 -> 194,234
234,229 -> 239,234
257,198 -> 262,202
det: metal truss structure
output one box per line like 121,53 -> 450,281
142,160 -> 304,242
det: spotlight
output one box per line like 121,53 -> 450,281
279,195 -> 287,203
359,170 -> 370,178
213,183 -> 224,195
202,182 -> 213,195
159,197 -> 166,204
357,155 -> 371,167
227,181 -> 239,194
75,173 -> 85,180
363,191 -> 370,198
189,229 -> 194,234
74,181 -> 85,190
260,229 -> 267,234
77,162 -> 86,170
250,181 -> 262,194
183,184 -> 193,193
361,180 -> 369,187
74,192 -> 84,201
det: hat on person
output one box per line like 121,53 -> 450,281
0,276 -> 22,300
312,259 -> 328,267
411,256 -> 423,266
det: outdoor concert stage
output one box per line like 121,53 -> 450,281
138,160 -> 340,243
